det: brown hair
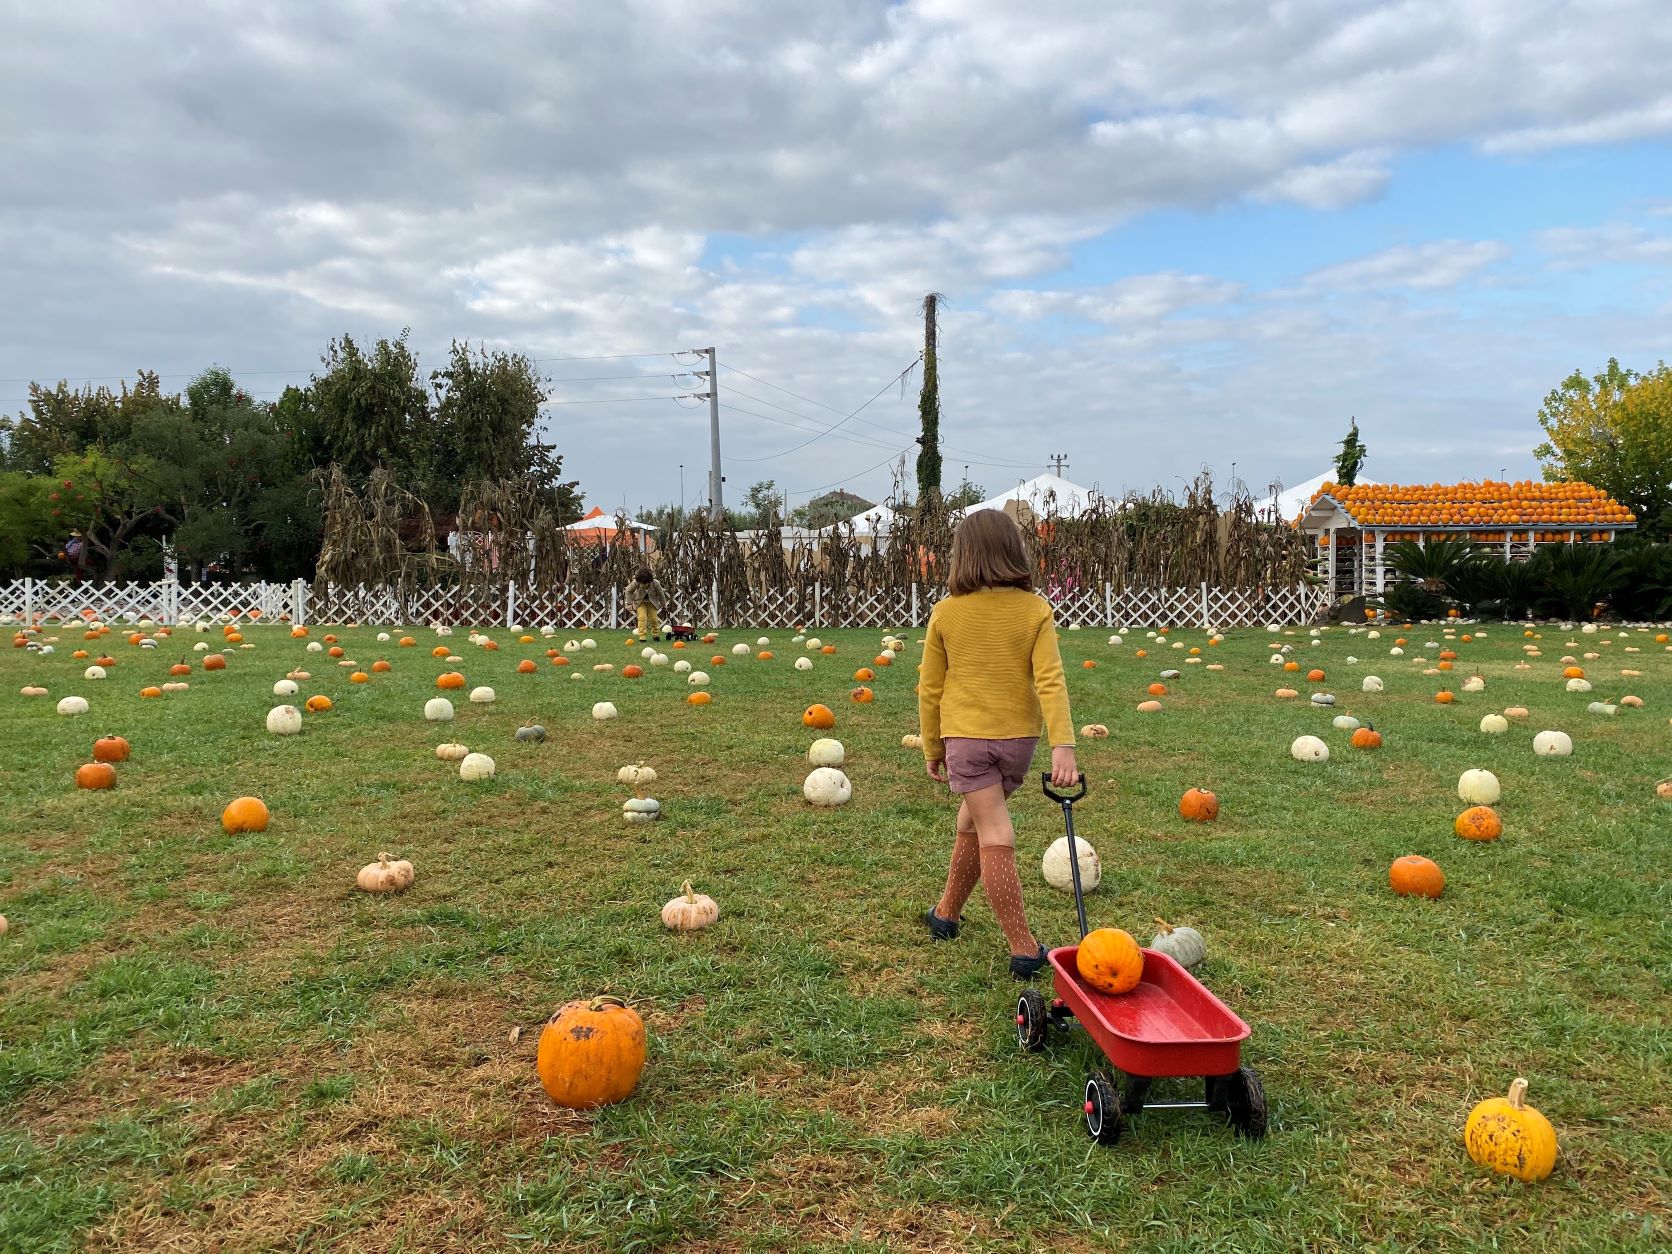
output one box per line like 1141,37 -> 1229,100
635,566 -> 653,584
947,509 -> 1033,596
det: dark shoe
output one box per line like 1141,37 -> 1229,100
923,908 -> 960,941
1009,944 -> 1051,981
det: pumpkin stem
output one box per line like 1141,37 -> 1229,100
377,851 -> 391,867
589,994 -> 628,1012
1507,1077 -> 1529,1109
1154,917 -> 1174,934
682,880 -> 696,903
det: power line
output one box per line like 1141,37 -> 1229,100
721,403 -> 908,461
786,449 -> 907,498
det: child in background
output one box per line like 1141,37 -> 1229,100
628,566 -> 667,640
918,509 -> 1078,980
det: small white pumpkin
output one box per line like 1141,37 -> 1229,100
273,679 -> 299,697
82,665 -> 107,680
1149,918 -> 1206,970
435,743 -> 469,761
901,733 -> 923,749
650,653 -> 669,667
564,639 -> 581,652
1362,676 -> 1384,693
459,752 -> 496,781
661,881 -> 718,929
1586,701 -> 1617,716
581,638 -> 597,650
1462,676 -> 1486,693
687,671 -> 710,687
1309,693 -> 1336,706
468,686 -> 496,705
616,763 -> 658,786
1290,735 -> 1329,763
803,767 -> 852,807
424,697 -> 455,722
377,632 -> 391,642
306,641 -> 323,653
794,657 -> 814,672
357,852 -> 415,893
805,637 -> 823,651
265,705 -> 304,736
1041,834 -> 1100,892
674,659 -> 692,674
1458,768 -> 1502,805
1332,714 -> 1361,731
1533,730 -> 1574,756
1479,714 -> 1509,735
623,796 -> 661,823
641,646 -> 657,660
807,738 -> 845,767
756,636 -> 771,646
1565,677 -> 1593,693
57,695 -> 89,716
592,701 -> 619,721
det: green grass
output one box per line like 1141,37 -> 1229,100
2,617 -> 1670,1251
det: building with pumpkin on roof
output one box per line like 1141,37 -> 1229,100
1298,479 -> 1635,600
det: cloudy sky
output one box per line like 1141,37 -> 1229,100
3,0 -> 1669,515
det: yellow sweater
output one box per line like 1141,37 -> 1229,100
917,587 -> 1075,762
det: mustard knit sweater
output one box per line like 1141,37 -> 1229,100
917,587 -> 1075,762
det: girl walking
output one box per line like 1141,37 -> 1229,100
918,509 -> 1077,979
627,565 -> 668,640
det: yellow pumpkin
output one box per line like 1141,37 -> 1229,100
1465,1078 -> 1558,1181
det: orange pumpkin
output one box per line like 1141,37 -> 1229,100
1439,649 -> 1458,661
854,668 -> 875,681
851,686 -> 874,703
517,659 -> 537,674
623,665 -> 644,679
221,796 -> 270,834
202,655 -> 226,671
226,632 -> 244,644
1350,725 -> 1382,749
371,660 -> 391,673
1077,927 -> 1143,995
323,634 -> 338,644
545,648 -> 559,659
76,761 -> 117,790
1562,666 -> 1584,679
1147,682 -> 1167,696
1434,690 -> 1455,704
95,655 -> 116,667
757,651 -> 774,661
433,646 -> 451,658
328,646 -> 344,658
702,633 -> 718,644
821,645 -> 838,655
1306,669 -> 1325,683
536,996 -> 647,1109
1455,806 -> 1503,841
552,656 -> 570,667
436,672 -> 466,690
1389,855 -> 1445,898
1178,787 -> 1218,822
73,649 -> 89,659
349,671 -> 369,684
1436,660 -> 1454,672
1082,660 -> 1097,670
803,703 -> 836,729
1283,660 -> 1300,673
139,686 -> 162,698
291,626 -> 309,638
92,734 -> 130,763
687,691 -> 712,705
399,636 -> 417,647
305,695 -> 333,712
1135,649 -> 1147,658
873,654 -> 892,667
711,655 -> 727,666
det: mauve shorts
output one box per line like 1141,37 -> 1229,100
943,736 -> 1040,795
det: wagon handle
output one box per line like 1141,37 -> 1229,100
1041,772 -> 1088,805
1042,772 -> 1091,939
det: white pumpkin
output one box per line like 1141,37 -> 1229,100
756,637 -> 771,646
1333,715 -> 1361,731
565,639 -> 581,652
687,671 -> 710,687
1533,730 -> 1574,756
265,705 -> 304,736
592,701 -> 619,721
1290,735 -> 1329,763
459,752 -> 496,781
56,695 -> 89,716
901,734 -> 923,749
1565,677 -> 1593,693
673,659 -> 692,673
807,738 -> 845,767
1108,634 -> 1123,645
1367,630 -> 1381,640
803,767 -> 852,807
581,638 -> 597,650
641,646 -> 657,659
1458,769 -> 1502,804
1041,835 -> 1100,893
623,796 -> 661,823
1479,714 -> 1509,734
273,679 -> 299,697
1362,676 -> 1384,693
435,743 -> 469,761
468,686 -> 497,704
1586,701 -> 1617,716
661,881 -> 718,929
616,763 -> 658,787
377,632 -> 390,642
650,653 -> 669,667
82,665 -> 107,680
306,641 -> 323,653
424,697 -> 455,722
731,642 -> 750,657
805,637 -> 823,651
1149,918 -> 1206,969
1389,647 -> 1404,657
1462,676 -> 1486,693
794,657 -> 814,672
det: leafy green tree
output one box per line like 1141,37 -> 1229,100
0,472 -> 61,573
311,331 -> 430,488
428,341 -> 548,511
789,491 -> 875,530
945,477 -> 986,510
1534,358 -> 1672,538
1334,418 -> 1368,486
742,480 -> 783,528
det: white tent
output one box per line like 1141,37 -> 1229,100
968,473 -> 1105,519
1257,472 -> 1380,524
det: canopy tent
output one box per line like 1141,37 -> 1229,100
565,506 -> 656,552
1257,472 -> 1381,524
968,473 -> 1105,520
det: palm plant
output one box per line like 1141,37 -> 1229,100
1608,543 -> 1672,620
1529,544 -> 1624,619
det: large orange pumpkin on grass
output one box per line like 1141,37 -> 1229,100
1350,725 -> 1382,749
1455,806 -> 1503,841
170,661 -> 191,676
536,995 -> 647,1109
306,695 -> 333,712
372,660 -> 391,673
517,659 -> 537,674
687,691 -> 712,706
854,668 -> 875,681
436,672 -> 466,690
851,686 -> 874,703
76,762 -> 117,790
433,645 -> 450,658
1178,787 -> 1218,822
623,665 -> 644,679
1077,927 -> 1143,994
221,796 -> 270,833
803,703 -> 836,729
202,654 -> 226,671
92,734 -> 130,763
1389,855 -> 1445,898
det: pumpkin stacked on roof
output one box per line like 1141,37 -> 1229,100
1303,479 -> 1634,542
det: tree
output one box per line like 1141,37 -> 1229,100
915,292 -> 943,499
945,476 -> 985,510
1534,358 -> 1672,538
311,331 -> 430,489
788,490 -> 874,530
428,341 -> 559,513
1334,418 -> 1367,486
742,480 -> 783,528
0,472 -> 61,573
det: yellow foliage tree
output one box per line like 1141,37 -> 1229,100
1534,358 -> 1672,538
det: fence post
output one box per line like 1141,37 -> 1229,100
23,577 -> 33,623
814,581 -> 822,628
1199,582 -> 1210,629
711,565 -> 720,627
292,579 -> 306,626
506,584 -> 517,629
1103,582 -> 1112,627
610,587 -> 618,631
911,584 -> 920,628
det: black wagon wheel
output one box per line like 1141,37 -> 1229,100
1221,1066 -> 1269,1139
1015,990 -> 1048,1052
1083,1070 -> 1123,1145
1122,1076 -> 1152,1117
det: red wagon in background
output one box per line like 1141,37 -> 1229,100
1016,776 -> 1269,1144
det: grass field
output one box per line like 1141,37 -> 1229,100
2,616 -> 1669,1252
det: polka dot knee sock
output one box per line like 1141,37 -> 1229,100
935,828 -> 982,922
978,844 -> 1039,957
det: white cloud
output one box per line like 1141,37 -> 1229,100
1536,224 -> 1672,268
1302,241 -> 1512,291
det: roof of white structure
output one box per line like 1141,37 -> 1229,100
968,473 -> 1105,517
1257,472 -> 1381,523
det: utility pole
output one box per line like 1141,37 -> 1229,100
698,347 -> 723,522
1049,453 -> 1070,476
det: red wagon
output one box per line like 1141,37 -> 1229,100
1016,777 -> 1269,1144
